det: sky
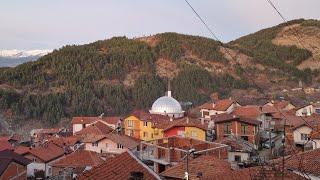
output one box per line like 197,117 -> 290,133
0,0 -> 319,50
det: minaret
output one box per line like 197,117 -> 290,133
167,80 -> 172,97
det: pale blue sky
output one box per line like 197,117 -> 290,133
0,0 -> 319,50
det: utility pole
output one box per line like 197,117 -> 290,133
269,121 -> 272,159
282,118 -> 286,180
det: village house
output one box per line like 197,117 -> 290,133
71,115 -> 121,135
216,136 -> 257,164
295,104 -> 314,116
211,114 -> 261,148
78,151 -> 161,180
199,99 -> 240,120
310,131 -> 320,150
24,142 -> 66,178
232,105 -> 272,131
163,117 -> 207,141
51,150 -> 105,179
265,100 -> 296,111
82,133 -> 140,154
160,155 -> 233,180
140,136 -> 228,173
0,150 -> 31,180
124,111 -> 208,141
30,128 -> 63,146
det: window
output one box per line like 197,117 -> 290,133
154,129 -> 159,135
315,108 -> 320,114
128,130 -> 133,136
82,124 -> 86,129
224,122 -> 231,134
92,142 -> 98,147
301,134 -> 309,141
235,155 -> 241,163
143,132 -> 148,138
191,131 -> 197,138
203,111 -> 209,116
143,122 -> 148,127
151,133 -> 154,139
32,157 -> 37,162
117,144 -> 124,149
241,124 -> 248,134
128,120 -> 134,127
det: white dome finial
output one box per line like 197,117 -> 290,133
167,80 -> 172,97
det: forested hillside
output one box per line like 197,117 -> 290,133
0,19 -> 319,124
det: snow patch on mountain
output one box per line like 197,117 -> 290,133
0,49 -> 52,58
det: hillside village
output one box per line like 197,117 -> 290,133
1,87 -> 320,180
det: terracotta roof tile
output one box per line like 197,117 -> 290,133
0,150 -> 31,176
72,117 -> 98,124
105,133 -> 140,150
200,99 -> 236,111
212,113 -> 261,126
78,151 -> 160,180
75,121 -> 113,136
28,142 -> 65,162
50,136 -> 81,148
52,150 -> 104,168
163,117 -> 208,131
82,134 -> 106,143
160,155 -> 232,179
14,146 -> 30,155
0,140 -> 13,151
233,106 -> 262,119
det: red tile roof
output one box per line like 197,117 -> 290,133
0,140 -> 13,151
82,134 -> 106,143
52,150 -> 104,168
211,166 -> 306,180
50,136 -> 81,148
233,106 -> 262,119
72,117 -> 98,124
281,148 -> 320,177
78,151 -> 160,180
131,110 -> 171,129
105,133 -> 140,150
212,113 -> 261,126
0,150 -> 31,176
262,104 -> 278,114
200,99 -> 236,111
104,116 -> 122,125
28,142 -> 65,162
163,117 -> 208,131
160,155 -> 232,179
14,146 -> 30,155
75,121 -> 113,136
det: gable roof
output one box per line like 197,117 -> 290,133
52,150 -> 104,168
200,99 -> 236,111
75,121 -> 113,136
28,142 -> 65,162
104,133 -> 140,150
0,150 -> 31,176
212,113 -> 261,126
211,166 -> 306,180
233,106 -> 262,119
14,146 -> 30,155
78,151 -> 161,180
72,117 -> 98,124
0,139 -> 13,152
50,136 -> 81,148
163,117 -> 208,131
131,110 -> 171,129
161,155 -> 232,179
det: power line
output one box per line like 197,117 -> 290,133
184,0 -> 220,42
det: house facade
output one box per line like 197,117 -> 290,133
295,105 -> 314,116
200,99 -> 240,120
212,114 -> 260,147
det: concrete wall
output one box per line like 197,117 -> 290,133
228,152 -> 250,163
84,138 -> 128,154
293,126 -> 312,144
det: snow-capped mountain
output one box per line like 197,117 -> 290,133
0,49 -> 52,58
0,49 -> 52,67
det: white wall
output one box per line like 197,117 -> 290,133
228,152 -> 250,163
296,105 -> 313,116
73,124 -> 83,134
293,126 -> 312,144
312,139 -> 320,150
27,162 -> 45,177
84,138 -> 127,154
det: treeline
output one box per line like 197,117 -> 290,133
230,19 -> 314,83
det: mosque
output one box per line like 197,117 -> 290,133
149,86 -> 184,118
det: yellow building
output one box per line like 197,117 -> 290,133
124,111 -> 207,141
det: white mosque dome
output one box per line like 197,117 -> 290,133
149,90 -> 184,118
